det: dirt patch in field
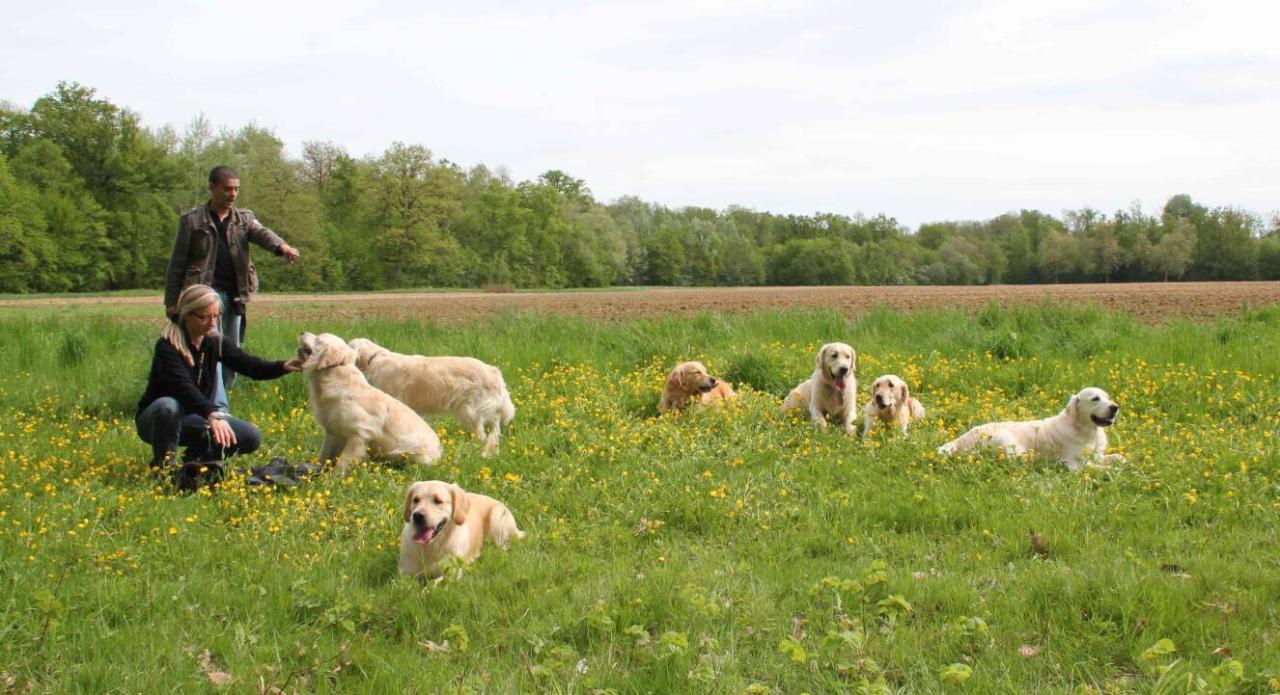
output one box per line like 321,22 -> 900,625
3,282 -> 1278,324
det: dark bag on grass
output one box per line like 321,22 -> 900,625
244,457 -> 324,487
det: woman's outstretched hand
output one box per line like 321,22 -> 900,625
283,358 -> 303,373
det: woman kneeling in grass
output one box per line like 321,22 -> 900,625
135,283 -> 301,475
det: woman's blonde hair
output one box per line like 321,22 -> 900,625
163,284 -> 222,367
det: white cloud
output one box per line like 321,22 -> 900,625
2,0 -> 1276,226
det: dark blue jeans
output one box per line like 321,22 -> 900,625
135,397 -> 261,466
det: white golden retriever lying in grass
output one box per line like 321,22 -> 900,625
348,338 -> 515,458
658,360 -> 738,414
936,386 -> 1125,471
297,332 -> 442,474
781,342 -> 858,435
862,374 -> 926,438
398,480 -> 524,583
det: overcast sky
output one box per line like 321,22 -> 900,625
2,0 -> 1277,228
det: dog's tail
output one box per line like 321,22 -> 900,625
488,506 -> 525,547
492,367 -> 516,424
500,390 -> 516,425
909,398 -> 926,420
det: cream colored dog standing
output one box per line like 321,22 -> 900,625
658,361 -> 738,414
399,480 -> 525,582
781,342 -> 858,435
348,338 -> 516,458
862,374 -> 927,438
936,386 -> 1125,471
297,332 -> 442,474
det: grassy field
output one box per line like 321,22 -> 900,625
1,301 -> 1278,693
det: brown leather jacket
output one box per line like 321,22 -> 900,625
164,205 -> 288,316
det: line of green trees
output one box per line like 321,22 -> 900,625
2,82 -> 1278,294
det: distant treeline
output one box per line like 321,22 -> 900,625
2,82 -> 1278,294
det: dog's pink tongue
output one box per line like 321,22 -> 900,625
412,527 -> 436,545
835,374 -> 847,392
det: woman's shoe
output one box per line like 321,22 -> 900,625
149,450 -> 179,479
171,459 -> 226,493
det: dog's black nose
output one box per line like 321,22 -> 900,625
412,511 -> 426,525
875,394 -> 885,407
837,366 -> 849,376
709,377 -> 717,386
1109,404 -> 1119,416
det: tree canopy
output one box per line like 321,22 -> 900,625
1,83 -> 1276,294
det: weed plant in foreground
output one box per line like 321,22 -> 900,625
0,303 -> 1278,692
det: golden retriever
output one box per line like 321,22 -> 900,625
398,480 -> 524,582
658,361 -> 738,414
297,332 -> 442,474
348,338 -> 516,458
862,374 -> 927,438
936,386 -> 1125,471
781,342 -> 858,435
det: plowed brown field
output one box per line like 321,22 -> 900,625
4,282 -> 1278,323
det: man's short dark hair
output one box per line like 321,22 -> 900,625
208,166 -> 240,185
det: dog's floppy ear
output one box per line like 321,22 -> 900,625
899,380 -> 909,404
1066,394 -> 1080,420
666,366 -> 682,391
450,484 -> 470,526
815,345 -> 828,371
403,483 -> 419,524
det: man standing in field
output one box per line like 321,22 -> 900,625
164,166 -> 300,410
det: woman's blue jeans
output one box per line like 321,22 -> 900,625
135,397 -> 261,466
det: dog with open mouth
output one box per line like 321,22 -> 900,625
781,342 -> 858,436
936,386 -> 1126,471
398,480 -> 525,583
658,361 -> 738,414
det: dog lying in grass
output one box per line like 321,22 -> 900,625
398,480 -> 524,583
348,338 -> 515,458
658,361 -> 737,414
862,374 -> 926,438
297,332 -> 442,474
781,342 -> 858,435
936,386 -> 1125,471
